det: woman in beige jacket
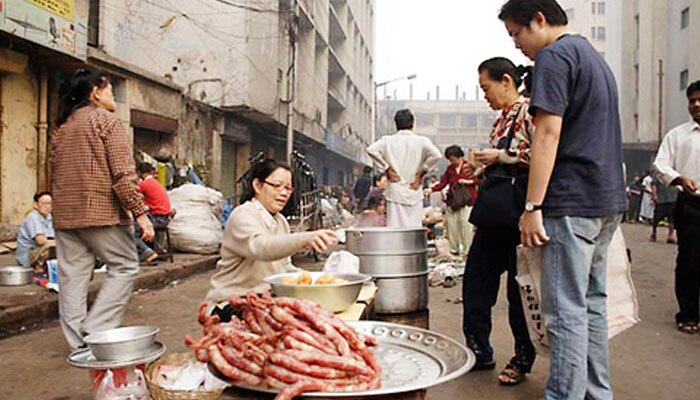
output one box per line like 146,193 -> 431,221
206,159 -> 337,321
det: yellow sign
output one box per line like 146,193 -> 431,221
27,0 -> 75,21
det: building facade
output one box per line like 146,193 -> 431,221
620,0 -> 699,174
378,98 -> 497,167
0,0 -> 374,224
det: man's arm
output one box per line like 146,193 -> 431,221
519,110 -> 562,248
367,139 -> 389,172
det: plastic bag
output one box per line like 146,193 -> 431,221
516,226 -> 641,355
168,184 -> 224,254
93,368 -> 149,400
323,251 -> 360,274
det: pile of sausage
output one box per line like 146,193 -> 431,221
185,292 -> 381,400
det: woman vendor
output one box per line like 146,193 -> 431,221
206,159 -> 337,321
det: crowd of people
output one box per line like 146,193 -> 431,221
33,1 -> 699,399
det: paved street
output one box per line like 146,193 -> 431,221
1,223 -> 698,399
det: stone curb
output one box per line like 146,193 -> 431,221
0,255 -> 219,338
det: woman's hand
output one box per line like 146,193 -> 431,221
305,230 -> 338,253
472,149 -> 501,167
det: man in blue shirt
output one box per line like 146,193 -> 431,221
16,192 -> 56,273
499,1 -> 627,399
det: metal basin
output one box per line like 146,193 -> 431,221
84,326 -> 159,361
265,272 -> 371,313
0,266 -> 33,286
346,227 -> 427,256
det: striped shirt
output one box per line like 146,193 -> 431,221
51,105 -> 147,230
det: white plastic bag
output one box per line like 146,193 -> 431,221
323,251 -> 360,274
168,184 -> 224,254
516,226 -> 641,355
94,368 -> 149,400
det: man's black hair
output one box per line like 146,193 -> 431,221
362,166 -> 372,175
33,191 -> 52,202
498,0 -> 568,27
138,162 -> 155,174
444,145 -> 465,159
394,109 -> 414,130
687,80 -> 700,97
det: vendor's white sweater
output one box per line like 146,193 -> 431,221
206,199 -> 309,306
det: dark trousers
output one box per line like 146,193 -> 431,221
463,226 -> 536,372
674,194 -> 700,324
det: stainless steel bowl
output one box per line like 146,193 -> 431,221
264,272 -> 371,312
84,326 -> 159,361
0,266 -> 33,286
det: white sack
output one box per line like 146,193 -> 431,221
168,184 -> 224,254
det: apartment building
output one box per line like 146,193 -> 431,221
620,0 -> 700,173
0,1 -> 375,223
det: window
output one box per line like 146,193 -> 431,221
88,0 -> 100,46
461,114 -> 478,128
681,69 -> 689,91
597,27 -> 606,41
440,114 -> 458,127
565,7 -> 575,21
416,114 -> 434,127
591,2 -> 596,14
598,2 -> 606,15
591,27 -> 597,40
681,7 -> 690,29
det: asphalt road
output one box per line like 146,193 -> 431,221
0,223 -> 697,399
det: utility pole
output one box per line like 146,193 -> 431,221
657,59 -> 664,145
285,0 -> 299,165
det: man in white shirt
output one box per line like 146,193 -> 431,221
653,79 -> 700,334
367,109 -> 442,228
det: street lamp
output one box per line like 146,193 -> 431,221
372,74 -> 416,142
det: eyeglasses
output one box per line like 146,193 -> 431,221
264,180 -> 294,193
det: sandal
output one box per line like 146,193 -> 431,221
677,322 -> 699,334
498,363 -> 526,386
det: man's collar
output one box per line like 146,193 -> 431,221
692,119 -> 700,131
396,129 -> 414,135
252,199 -> 276,229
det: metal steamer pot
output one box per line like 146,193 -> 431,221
0,266 -> 33,286
372,271 -> 430,314
346,227 -> 429,314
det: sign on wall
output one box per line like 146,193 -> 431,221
0,0 -> 88,59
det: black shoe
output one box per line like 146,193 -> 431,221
472,359 -> 496,370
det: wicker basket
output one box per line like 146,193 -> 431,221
146,352 -> 224,400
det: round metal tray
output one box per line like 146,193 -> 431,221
67,342 -> 166,369
222,321 -> 475,397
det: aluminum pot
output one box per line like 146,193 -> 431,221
0,266 -> 33,286
357,252 -> 428,276
265,272 -> 371,313
373,271 -> 429,314
346,227 -> 427,256
84,326 -> 159,361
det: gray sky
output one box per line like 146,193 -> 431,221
375,0 -> 529,101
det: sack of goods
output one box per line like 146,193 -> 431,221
168,184 -> 224,254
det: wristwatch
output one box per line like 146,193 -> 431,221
524,201 -> 543,212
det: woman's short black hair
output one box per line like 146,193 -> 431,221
33,191 -> 52,203
498,0 -> 568,27
444,145 -> 464,159
240,159 -> 292,203
478,57 -> 533,95
687,80 -> 700,98
394,109 -> 414,130
56,68 -> 111,126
